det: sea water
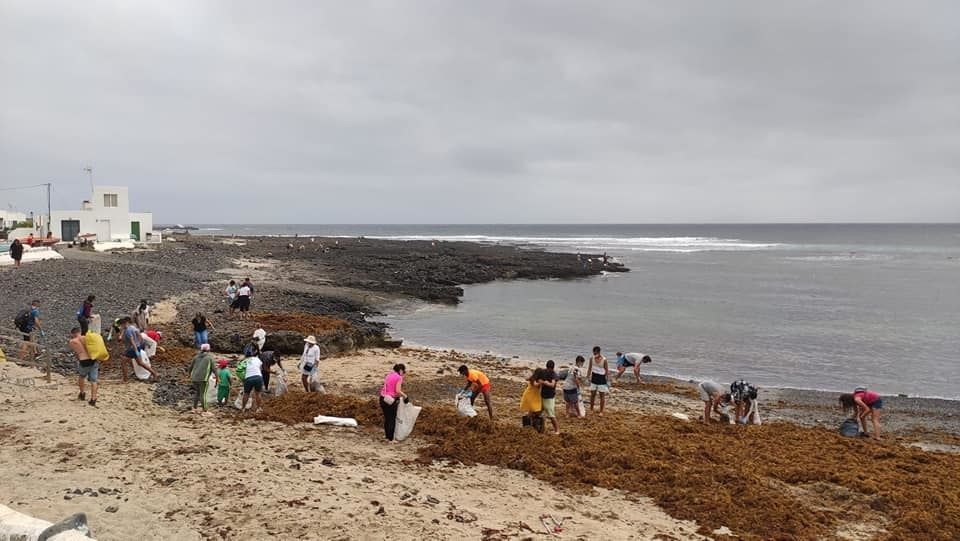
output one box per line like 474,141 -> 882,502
193,224 -> 960,399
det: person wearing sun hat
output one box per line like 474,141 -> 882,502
300,335 -> 321,392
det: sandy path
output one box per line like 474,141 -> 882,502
0,357 -> 705,540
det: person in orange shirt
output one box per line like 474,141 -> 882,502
458,365 -> 494,419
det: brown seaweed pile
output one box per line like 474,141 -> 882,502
250,312 -> 351,336
253,389 -> 960,540
153,347 -> 199,366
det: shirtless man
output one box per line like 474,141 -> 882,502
69,328 -> 98,406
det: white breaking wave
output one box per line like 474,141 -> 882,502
366,235 -> 782,253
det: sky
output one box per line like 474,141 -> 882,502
1,1 -> 958,224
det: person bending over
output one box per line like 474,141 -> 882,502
697,380 -> 727,424
458,365 -> 494,419
839,388 -> 883,440
614,352 -> 652,383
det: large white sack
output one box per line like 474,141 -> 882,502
131,350 -> 152,380
205,375 -> 218,405
274,373 -> 288,396
0,505 -> 95,541
313,415 -> 358,427
234,393 -> 254,410
456,394 -> 477,417
394,399 -> 422,442
139,333 -> 158,357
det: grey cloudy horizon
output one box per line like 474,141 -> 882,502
1,1 -> 958,224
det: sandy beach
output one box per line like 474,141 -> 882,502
2,237 -> 959,540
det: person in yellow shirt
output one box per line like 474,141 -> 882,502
458,365 -> 494,419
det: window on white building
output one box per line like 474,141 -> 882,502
103,194 -> 118,207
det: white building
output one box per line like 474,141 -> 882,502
0,209 -> 28,230
50,186 -> 156,243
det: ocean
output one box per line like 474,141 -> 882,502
191,224 -> 960,399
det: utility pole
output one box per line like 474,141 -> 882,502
46,183 -> 52,237
83,166 -> 93,194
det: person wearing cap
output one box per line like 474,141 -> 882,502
300,335 -> 321,392
215,358 -> 232,406
614,352 -> 652,383
188,344 -> 216,413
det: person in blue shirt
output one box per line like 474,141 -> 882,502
16,300 -> 43,359
120,317 -> 156,380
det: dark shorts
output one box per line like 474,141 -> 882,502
871,399 -> 884,410
22,333 -> 31,342
243,375 -> 264,393
238,296 -> 251,312
124,347 -> 139,359
563,388 -> 580,404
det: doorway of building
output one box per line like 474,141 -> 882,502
131,221 -> 140,241
61,220 -> 80,242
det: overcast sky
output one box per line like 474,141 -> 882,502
1,1 -> 958,224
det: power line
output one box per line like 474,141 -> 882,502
0,183 -> 50,192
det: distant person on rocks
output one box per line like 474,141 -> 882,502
614,352 -> 652,383
14,300 -> 43,360
587,346 -> 610,416
239,351 -> 264,413
300,336 -> 321,392
236,282 -> 252,320
539,360 -> 560,434
77,295 -> 95,335
188,344 -> 216,414
9,239 -> 23,268
191,312 -> 213,347
25,233 -> 34,247
69,327 -> 98,407
458,365 -> 494,419
379,363 -> 407,443
132,299 -> 150,331
260,350 -> 283,393
215,359 -> 231,406
839,388 -> 883,440
698,380 -> 728,424
562,355 -> 586,417
225,280 -> 239,316
121,317 -> 156,380
252,323 -> 266,352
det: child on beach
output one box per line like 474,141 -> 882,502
587,346 -> 609,416
225,280 -> 238,316
561,356 -> 585,417
215,359 -> 231,406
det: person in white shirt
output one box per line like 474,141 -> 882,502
252,323 -> 266,352
300,335 -> 321,392
614,352 -> 652,383
239,353 -> 264,412
236,284 -> 252,320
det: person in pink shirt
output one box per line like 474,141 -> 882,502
839,387 -> 884,439
379,364 -> 408,443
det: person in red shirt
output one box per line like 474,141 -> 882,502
839,388 -> 884,439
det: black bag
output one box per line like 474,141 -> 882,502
839,419 -> 860,438
14,308 -> 30,331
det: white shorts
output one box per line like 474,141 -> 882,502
588,383 -> 609,393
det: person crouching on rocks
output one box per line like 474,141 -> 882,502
379,364 -> 408,443
188,344 -> 216,414
458,365 -> 494,419
300,335 -> 321,392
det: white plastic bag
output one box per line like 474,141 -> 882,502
205,375 -> 218,405
456,393 -> 477,417
139,333 -> 158,357
313,415 -> 358,427
576,397 -> 586,418
275,373 -> 288,396
234,393 -> 254,410
309,371 -> 325,393
394,399 -> 422,442
131,350 -> 152,380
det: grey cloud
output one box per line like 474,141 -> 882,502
1,1 -> 958,223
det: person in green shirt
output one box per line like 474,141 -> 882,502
216,359 -> 232,406
188,344 -> 216,413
